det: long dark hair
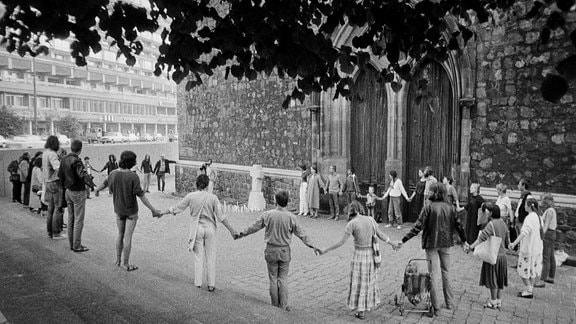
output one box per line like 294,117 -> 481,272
44,135 -> 59,151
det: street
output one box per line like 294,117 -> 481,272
0,175 -> 575,323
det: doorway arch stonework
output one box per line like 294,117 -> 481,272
317,24 -> 476,200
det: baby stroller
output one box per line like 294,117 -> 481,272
394,259 -> 433,316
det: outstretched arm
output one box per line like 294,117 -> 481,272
138,195 -> 161,216
221,218 -> 238,238
321,233 -> 350,254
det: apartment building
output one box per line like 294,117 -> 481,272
0,31 -> 177,137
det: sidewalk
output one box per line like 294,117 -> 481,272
0,175 -> 575,323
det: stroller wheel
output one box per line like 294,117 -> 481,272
399,304 -> 405,316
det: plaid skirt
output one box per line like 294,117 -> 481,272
348,249 -> 381,312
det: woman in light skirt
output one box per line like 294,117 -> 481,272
318,201 -> 396,320
508,198 -> 543,299
297,164 -> 309,216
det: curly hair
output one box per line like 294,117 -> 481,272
118,151 -> 137,169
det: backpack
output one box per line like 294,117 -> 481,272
7,160 -> 20,181
7,160 -> 19,174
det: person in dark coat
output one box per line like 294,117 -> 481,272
153,154 -> 176,192
459,183 -> 485,245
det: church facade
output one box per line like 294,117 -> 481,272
175,7 -> 576,253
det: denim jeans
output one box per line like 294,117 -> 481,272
541,230 -> 557,281
143,173 -> 151,192
327,192 -> 340,217
66,189 -> 87,250
192,223 -> 217,287
157,173 -> 166,191
387,196 -> 402,225
45,181 -> 63,236
265,245 -> 291,308
426,247 -> 453,310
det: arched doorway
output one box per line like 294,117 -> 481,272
405,60 -> 460,222
350,66 -> 388,186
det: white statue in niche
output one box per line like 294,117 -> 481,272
248,164 -> 266,211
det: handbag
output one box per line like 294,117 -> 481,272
9,173 -> 20,182
31,185 -> 41,193
473,221 -> 502,265
370,218 -> 382,268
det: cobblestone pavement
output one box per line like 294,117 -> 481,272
1,174 -> 575,323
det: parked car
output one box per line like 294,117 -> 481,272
86,128 -> 103,144
57,134 -> 70,146
126,134 -> 139,142
154,133 -> 166,142
139,134 -> 154,142
100,132 -> 127,144
7,135 -> 45,149
0,135 -> 7,148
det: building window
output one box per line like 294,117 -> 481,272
53,98 -> 64,109
5,94 -> 26,107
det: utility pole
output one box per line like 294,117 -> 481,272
32,56 -> 38,135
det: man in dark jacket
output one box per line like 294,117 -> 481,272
152,154 -> 176,192
396,183 -> 466,317
60,140 -> 95,252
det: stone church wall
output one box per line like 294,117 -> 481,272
177,69 -> 312,169
471,5 -> 576,195
471,6 -> 576,254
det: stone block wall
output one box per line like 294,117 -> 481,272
555,207 -> 576,255
176,164 -> 300,211
471,3 -> 576,194
177,68 -> 313,169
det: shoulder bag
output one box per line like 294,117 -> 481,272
370,218 -> 382,268
473,221 -> 502,265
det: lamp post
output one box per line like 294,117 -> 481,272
32,56 -> 38,135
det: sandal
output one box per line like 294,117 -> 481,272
483,300 -> 499,309
123,265 -> 139,272
354,312 -> 365,320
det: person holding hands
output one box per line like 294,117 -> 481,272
158,174 -> 238,292
318,201 -> 398,320
235,190 -> 318,311
94,150 -> 161,271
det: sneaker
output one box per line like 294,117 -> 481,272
384,224 -> 392,228
52,234 -> 67,240
396,225 -> 402,230
534,281 -> 546,288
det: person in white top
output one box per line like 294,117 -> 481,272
495,183 -> 514,225
382,170 -> 411,229
508,198 -> 543,299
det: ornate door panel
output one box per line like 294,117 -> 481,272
405,60 -> 460,222
350,66 -> 388,186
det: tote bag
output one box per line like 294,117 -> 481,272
473,222 -> 502,265
370,218 -> 381,268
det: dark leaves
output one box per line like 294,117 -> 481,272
525,1 -> 545,19
546,11 -> 565,30
555,55 -> 576,80
541,74 -> 568,103
556,0 -> 575,11
540,28 -> 551,45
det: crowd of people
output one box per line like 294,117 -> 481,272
5,143 -> 560,320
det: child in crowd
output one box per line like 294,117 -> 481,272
357,184 -> 383,218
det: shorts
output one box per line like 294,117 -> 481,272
116,213 -> 139,221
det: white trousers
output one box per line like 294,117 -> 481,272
193,223 -> 217,287
299,182 -> 309,215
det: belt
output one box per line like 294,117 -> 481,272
266,242 -> 290,248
